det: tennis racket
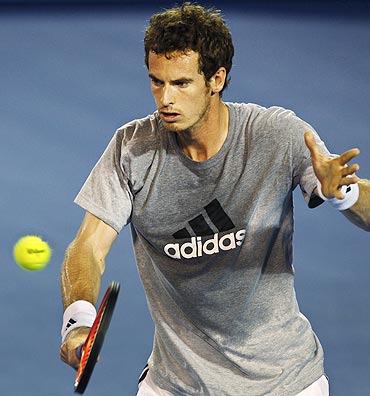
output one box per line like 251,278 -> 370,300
74,281 -> 120,394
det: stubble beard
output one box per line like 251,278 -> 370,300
163,96 -> 212,137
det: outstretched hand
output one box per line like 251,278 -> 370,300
304,131 -> 360,200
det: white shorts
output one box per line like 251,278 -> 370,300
296,375 -> 329,396
137,371 -> 329,396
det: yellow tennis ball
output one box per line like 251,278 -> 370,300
13,235 -> 52,271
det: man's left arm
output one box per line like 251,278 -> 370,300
304,131 -> 370,232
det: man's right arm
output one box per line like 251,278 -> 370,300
60,211 -> 118,368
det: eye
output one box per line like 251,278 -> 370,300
175,81 -> 189,87
151,78 -> 163,87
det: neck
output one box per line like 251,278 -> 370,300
176,101 -> 229,162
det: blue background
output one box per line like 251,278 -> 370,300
1,1 -> 369,395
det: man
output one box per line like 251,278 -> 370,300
60,3 -> 370,396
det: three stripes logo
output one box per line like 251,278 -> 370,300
64,318 -> 77,332
164,199 -> 246,259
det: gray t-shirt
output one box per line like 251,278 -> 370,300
75,103 -> 330,396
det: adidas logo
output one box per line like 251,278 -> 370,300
164,199 -> 245,259
65,318 -> 76,331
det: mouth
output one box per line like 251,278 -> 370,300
160,111 -> 180,122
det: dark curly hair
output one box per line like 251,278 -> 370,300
144,2 -> 234,96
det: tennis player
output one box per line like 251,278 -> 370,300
60,3 -> 370,395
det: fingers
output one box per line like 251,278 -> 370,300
305,129 -> 362,202
341,163 -> 360,182
338,148 -> 360,166
340,176 -> 359,188
59,327 -> 90,370
339,155 -> 360,187
60,343 -> 80,370
305,130 -> 360,177
324,162 -> 359,200
342,163 -> 359,175
305,130 -> 360,166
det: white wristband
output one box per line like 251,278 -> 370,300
61,300 -> 96,342
316,180 -> 359,211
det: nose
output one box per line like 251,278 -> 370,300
161,84 -> 175,107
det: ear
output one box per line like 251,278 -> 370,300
209,67 -> 227,95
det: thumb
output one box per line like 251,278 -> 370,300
304,131 -> 321,160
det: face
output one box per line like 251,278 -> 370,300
148,50 -> 213,133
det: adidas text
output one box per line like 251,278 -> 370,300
164,229 -> 246,259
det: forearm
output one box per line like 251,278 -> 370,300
61,238 -> 105,309
342,179 -> 370,231
61,212 -> 118,310
60,236 -> 106,369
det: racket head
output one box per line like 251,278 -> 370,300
74,281 -> 120,394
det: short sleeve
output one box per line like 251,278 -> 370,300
264,107 -> 332,208
74,131 -> 133,233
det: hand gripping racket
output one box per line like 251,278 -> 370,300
74,281 -> 120,394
